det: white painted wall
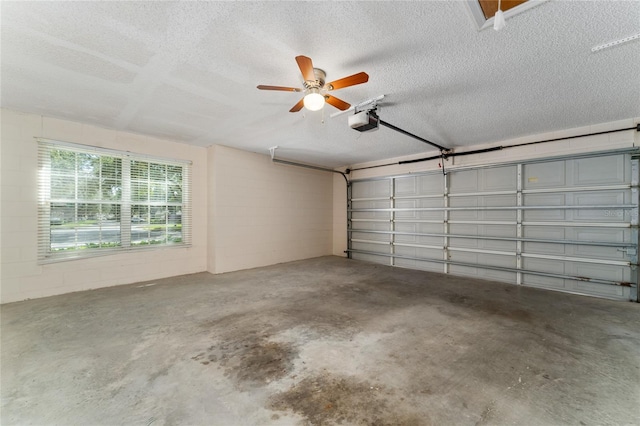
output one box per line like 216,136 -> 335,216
332,117 -> 640,254
0,109 -> 208,303
207,145 -> 333,273
347,118 -> 640,180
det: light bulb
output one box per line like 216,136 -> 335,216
493,9 -> 505,31
303,89 -> 325,111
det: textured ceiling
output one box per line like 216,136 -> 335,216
2,1 -> 639,168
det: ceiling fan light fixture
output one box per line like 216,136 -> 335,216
303,88 -> 325,111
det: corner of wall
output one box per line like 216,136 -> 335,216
206,145 -> 217,274
333,173 -> 348,257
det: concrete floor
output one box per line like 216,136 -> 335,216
2,256 -> 639,425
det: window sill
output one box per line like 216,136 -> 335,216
38,244 -> 193,265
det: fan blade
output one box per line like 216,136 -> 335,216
326,72 -> 369,91
295,55 -> 316,82
325,95 -> 351,111
289,98 -> 305,113
257,85 -> 301,92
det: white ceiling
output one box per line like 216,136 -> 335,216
2,1 -> 639,168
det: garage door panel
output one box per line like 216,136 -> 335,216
352,180 -> 390,198
481,166 -> 517,191
480,239 -> 517,251
569,262 -> 629,282
352,199 -> 391,222
396,175 -> 442,196
478,268 -> 517,283
484,224 -> 517,237
573,156 -> 627,185
450,167 -> 516,192
524,241 -> 566,255
395,245 -> 442,261
482,224 -> 517,251
449,251 -> 515,269
450,239 -> 517,253
395,176 -> 418,196
351,231 -> 389,243
395,257 -> 442,273
449,197 -> 478,220
351,222 -> 391,235
574,280 -> 627,299
449,263 -> 516,283
449,223 -> 478,236
396,198 -> 444,221
524,161 -> 566,189
352,199 -> 390,209
521,259 -> 629,298
573,227 -> 630,243
571,263 -> 628,298
572,191 -> 627,206
450,237 -> 480,249
523,275 -> 566,291
395,235 -> 444,246
524,194 -> 566,221
352,241 -> 389,253
524,226 -> 566,240
352,252 -> 388,265
484,195 -> 518,221
573,244 -> 625,260
572,208 -> 627,223
395,222 -> 442,234
394,222 -> 444,245
449,170 -> 479,192
522,258 -> 566,289
523,210 -> 566,221
353,212 -> 390,221
449,223 -> 478,248
482,211 -> 517,221
524,193 -> 565,205
394,231 -> 444,247
572,191 -> 628,222
448,231 -> 516,252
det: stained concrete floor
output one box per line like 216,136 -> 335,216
2,256 -> 639,425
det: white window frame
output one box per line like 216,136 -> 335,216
38,139 -> 192,263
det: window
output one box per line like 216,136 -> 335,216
38,139 -> 191,261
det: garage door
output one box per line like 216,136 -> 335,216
348,149 -> 639,301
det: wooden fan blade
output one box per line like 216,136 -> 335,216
326,72 -> 369,90
257,85 -> 301,92
295,55 -> 315,82
325,95 -> 351,111
289,98 -> 305,113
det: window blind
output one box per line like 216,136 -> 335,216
37,139 -> 192,262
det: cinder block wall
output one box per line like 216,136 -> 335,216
207,145 -> 333,274
0,109 -> 208,303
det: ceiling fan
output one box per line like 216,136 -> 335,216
257,55 -> 369,113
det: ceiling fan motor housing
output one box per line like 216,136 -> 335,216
303,68 -> 326,90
